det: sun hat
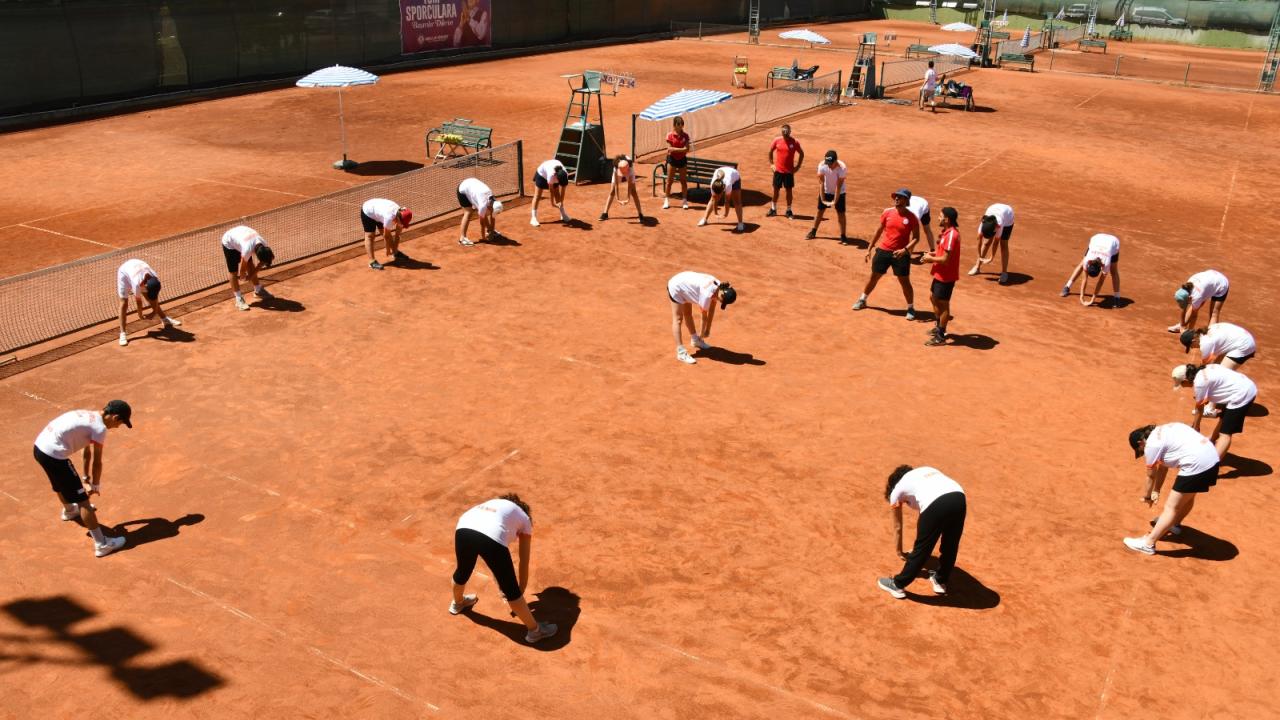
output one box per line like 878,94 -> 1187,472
1171,364 -> 1190,388
397,208 -> 413,226
492,200 -> 504,214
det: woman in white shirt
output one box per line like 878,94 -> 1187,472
457,177 -> 504,246
1060,233 -> 1120,305
667,271 -> 737,364
600,155 -> 646,222
1170,269 -> 1229,333
967,202 -> 1015,285
1172,363 -> 1257,458
1180,323 -> 1256,370
1126,423 -> 1221,555
698,166 -> 744,233
878,465 -> 967,599
449,494 -> 557,644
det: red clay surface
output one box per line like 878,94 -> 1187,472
2,18 -> 1279,720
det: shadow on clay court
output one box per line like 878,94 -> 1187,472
1219,453 -> 1272,480
482,233 -> 521,247
723,223 -> 760,234
462,586 -> 579,651
143,325 -> 196,343
694,346 -> 766,366
946,333 -> 999,351
1158,526 -> 1239,561
1245,403 -> 1269,418
343,160 -> 424,176
637,215 -> 659,227
563,218 -> 594,231
1,596 -> 223,699
906,566 -> 1000,609
738,189 -> 773,208
983,272 -> 1032,286
391,255 -> 439,270
109,513 -> 205,552
252,297 -> 305,312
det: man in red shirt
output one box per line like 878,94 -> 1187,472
919,206 -> 960,346
766,124 -> 804,218
853,188 -> 922,319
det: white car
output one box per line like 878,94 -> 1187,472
1131,6 -> 1187,26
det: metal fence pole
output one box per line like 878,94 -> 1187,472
698,22 -> 703,40
516,140 -> 525,197
1114,55 -> 1122,76
1049,49 -> 1055,70
1184,63 -> 1191,86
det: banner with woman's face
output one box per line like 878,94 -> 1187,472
400,0 -> 492,54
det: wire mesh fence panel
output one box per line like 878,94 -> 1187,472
995,31 -> 1046,56
1055,25 -> 1087,45
631,70 -> 842,159
0,141 -> 523,355
878,56 -> 971,89
670,21 -> 752,40
1045,50 -> 1263,90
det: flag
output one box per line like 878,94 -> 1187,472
1116,13 -> 1126,27
1020,25 -> 1031,48
1056,6 -> 1065,19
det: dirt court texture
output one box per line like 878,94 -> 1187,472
2,18 -> 1279,720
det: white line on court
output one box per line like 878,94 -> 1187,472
1074,88 -> 1105,110
476,449 -> 520,476
945,154 -> 998,188
1243,95 -> 1255,132
17,224 -> 118,248
0,490 -> 21,503
17,389 -> 59,405
1093,579 -> 1140,719
218,469 -> 357,529
1219,161 -> 1239,237
193,178 -> 315,199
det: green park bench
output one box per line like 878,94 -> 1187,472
998,52 -> 1035,71
426,119 -> 494,162
906,44 -> 939,59
1079,38 -> 1108,53
652,158 -> 739,197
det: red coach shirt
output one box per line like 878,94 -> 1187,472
932,227 -> 961,282
666,131 -> 690,159
878,208 -> 919,252
770,136 -> 802,173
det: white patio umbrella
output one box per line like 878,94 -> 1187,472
639,89 -> 732,121
778,29 -> 831,47
1020,25 -> 1032,48
928,43 -> 980,60
941,21 -> 977,31
1116,13 -> 1126,27
296,65 -> 379,171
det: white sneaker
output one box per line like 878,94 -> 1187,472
928,571 -> 947,595
94,535 -> 126,557
967,266 -> 979,276
530,216 -> 540,227
1123,537 -> 1155,555
448,594 -> 478,615
663,198 -> 671,209
676,347 -> 696,365
235,297 -> 250,311
682,201 -> 690,210
697,219 -> 707,227
736,223 -> 745,232
163,317 -> 182,327
61,505 -> 79,521
525,621 -> 558,643
691,335 -> 710,350
1167,324 -> 1183,334
459,237 -> 475,247
118,333 -> 128,346
560,211 -> 571,223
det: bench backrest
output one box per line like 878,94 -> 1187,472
437,123 -> 493,145
684,158 -> 737,177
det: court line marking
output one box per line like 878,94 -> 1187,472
1219,161 -> 1238,238
400,450 -> 520,525
1243,95 -> 1255,132
0,490 -> 21,503
1093,579 -> 1140,719
217,470 -> 357,530
17,224 -> 118,248
945,154 -> 999,188
193,177 -> 316,200
1074,88 -> 1105,109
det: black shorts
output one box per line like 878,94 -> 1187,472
667,155 -> 688,169
1172,463 -> 1219,494
931,278 -> 955,301
920,210 -> 932,226
452,528 -> 522,601
818,193 -> 846,213
716,180 -> 741,193
222,246 -> 243,274
1227,353 -> 1253,365
34,445 -> 88,504
772,171 -> 795,190
1001,225 -> 1014,241
532,173 -> 550,190
1212,290 -> 1229,302
360,210 -> 382,234
1111,252 -> 1119,265
457,189 -> 472,209
1217,401 -> 1251,435
872,247 -> 912,277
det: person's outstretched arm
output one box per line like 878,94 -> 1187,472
892,504 -> 905,558
700,301 -> 717,337
517,533 -> 532,592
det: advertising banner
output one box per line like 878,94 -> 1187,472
400,0 -> 492,54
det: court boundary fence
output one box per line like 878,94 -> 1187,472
878,55 -> 972,91
0,141 -> 525,356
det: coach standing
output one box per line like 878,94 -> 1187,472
116,258 -> 181,346
878,465 -> 967,598
806,150 -> 848,243
360,198 -> 412,270
766,124 -> 804,219
853,188 -> 921,320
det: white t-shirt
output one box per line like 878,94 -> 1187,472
1143,422 -> 1219,476
923,68 -> 939,92
458,178 -> 494,217
116,259 -> 154,299
221,225 -> 265,259
713,167 -> 741,188
456,498 -> 532,548
888,466 -> 964,513
907,195 -> 930,223
362,198 -> 401,226
1199,323 -> 1256,360
35,410 -> 107,460
984,203 -> 1015,228
536,160 -> 566,185
613,162 -> 636,183
667,271 -> 721,311
1188,270 -> 1229,308
1084,233 -> 1120,270
1193,364 -> 1257,409
817,160 -> 847,195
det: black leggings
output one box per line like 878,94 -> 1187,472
894,492 -> 966,588
452,528 -> 522,601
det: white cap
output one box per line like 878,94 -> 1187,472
1171,364 -> 1190,388
492,200 -> 504,215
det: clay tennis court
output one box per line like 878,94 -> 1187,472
2,18 -> 1278,719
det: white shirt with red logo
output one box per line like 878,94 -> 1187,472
1144,422 -> 1219,476
456,498 -> 532,548
1199,323 -> 1256,360
35,410 -> 107,460
1193,364 -> 1257,409
1084,233 -> 1120,270
888,467 -> 964,513
1188,269 -> 1229,308
116,259 -> 154,299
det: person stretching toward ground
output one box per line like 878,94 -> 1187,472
449,494 -> 558,644
699,166 -> 745,233
878,465 -> 967,599
662,117 -> 691,210
360,198 -> 412,270
32,400 -> 133,557
1172,363 -> 1257,458
457,177 -> 504,246
854,188 -> 921,320
967,202 -> 1015,284
530,159 -> 572,227
116,258 -> 181,346
1125,422 -> 1220,556
601,155 -> 645,222
766,124 -> 804,218
1169,269 -> 1229,334
806,150 -> 848,243
1061,233 -> 1120,305
906,193 -> 936,253
220,225 -> 275,311
1181,323 -> 1257,418
667,270 -> 737,365
918,207 -> 960,346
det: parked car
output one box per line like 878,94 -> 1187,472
1065,3 -> 1089,19
1130,6 -> 1188,26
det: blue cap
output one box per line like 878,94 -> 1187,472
893,188 -> 911,199
1173,287 -> 1191,308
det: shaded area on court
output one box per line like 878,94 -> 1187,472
904,567 -> 1001,610
1219,453 -> 1272,480
461,587 -> 580,651
1,596 -> 223,700
111,513 -> 205,552
345,161 -> 425,177
1158,526 -> 1239,561
694,346 -> 766,366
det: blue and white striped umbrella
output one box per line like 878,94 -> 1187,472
779,29 -> 832,45
295,65 -> 379,170
639,89 -> 733,121
1020,25 -> 1032,48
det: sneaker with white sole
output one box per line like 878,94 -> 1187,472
560,211 -> 571,223
905,309 -> 917,321
1167,324 -> 1183,334
967,266 -> 980,276
663,199 -> 671,210
530,216 -> 540,227
682,201 -> 690,210
697,219 -> 707,227
928,571 -> 947,595
691,335 -> 710,350
235,297 -> 251,311
1060,286 -> 1070,297
735,223 -> 745,232
852,298 -> 867,311
525,622 -> 558,643
449,594 -> 478,615
163,317 -> 181,327
998,272 -> 1010,285
1123,537 -> 1155,555
459,237 -> 475,247
369,260 -> 384,270
255,287 -> 274,300
118,333 -> 128,346
877,577 -> 906,599
61,505 -> 80,521
1149,519 -> 1183,536
676,347 -> 696,365
94,535 -> 126,557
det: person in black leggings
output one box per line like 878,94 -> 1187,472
878,465 -> 968,599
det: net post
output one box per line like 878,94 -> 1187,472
631,114 -> 637,162
699,22 -> 703,40
516,139 -> 525,197
1184,63 -> 1191,86
1114,55 -> 1122,76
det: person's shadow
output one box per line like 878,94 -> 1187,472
109,514 -> 205,553
945,333 -> 999,350
693,346 -> 766,366
1159,525 -> 1238,561
253,297 -> 305,312
1219,453 -> 1272,480
391,254 -> 439,270
461,586 -> 579,651
143,325 -> 196,343
482,233 -> 522,246
904,566 -> 1000,609
984,272 -> 1032,286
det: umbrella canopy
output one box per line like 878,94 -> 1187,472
941,21 -> 977,31
1116,13 -> 1126,27
778,29 -> 831,45
928,43 -> 980,59
1086,16 -> 1096,35
1020,25 -> 1032,48
639,89 -> 732,121
296,65 -> 379,170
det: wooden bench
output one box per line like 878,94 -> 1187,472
1108,26 -> 1133,41
652,157 -> 739,197
998,52 -> 1035,71
1079,38 -> 1108,53
906,44 -> 938,59
988,31 -> 1012,39
426,119 -> 493,162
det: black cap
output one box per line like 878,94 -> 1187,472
824,150 -> 838,163
941,206 -> 958,224
1128,425 -> 1154,458
893,188 -> 912,200
1179,329 -> 1196,353
143,275 -> 162,301
103,399 -> 132,428
719,282 -> 737,309
1085,259 -> 1102,277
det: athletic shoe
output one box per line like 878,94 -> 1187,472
663,199 -> 671,210
94,535 -> 126,558
118,333 -> 128,346
839,235 -> 850,245
560,211 -> 571,223
877,577 -> 906,599
691,335 -> 710,350
235,297 -> 251,311
676,347 -> 696,365
255,287 -> 274,300
735,223 -> 745,233
681,201 -> 690,210
1149,519 -> 1183,536
766,207 -> 777,217
1123,537 -> 1155,555
697,219 -> 707,227
599,212 -> 608,221
530,216 -> 540,227
525,621 -> 558,643
459,237 -> 475,247
448,594 -> 478,615
925,332 -> 945,347
1201,407 -> 1220,418
163,316 -> 182,327
905,308 -> 917,321
928,571 -> 947,595
967,266 -> 979,276
1167,324 -> 1183,334
785,208 -> 794,219
998,272 -> 1010,285
1060,286 -> 1070,297
369,260 -> 384,270
805,229 -> 817,240
851,298 -> 867,311
61,505 -> 79,521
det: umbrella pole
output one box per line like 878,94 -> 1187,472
334,87 -> 356,171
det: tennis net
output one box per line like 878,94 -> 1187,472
0,140 -> 524,356
631,70 -> 843,159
